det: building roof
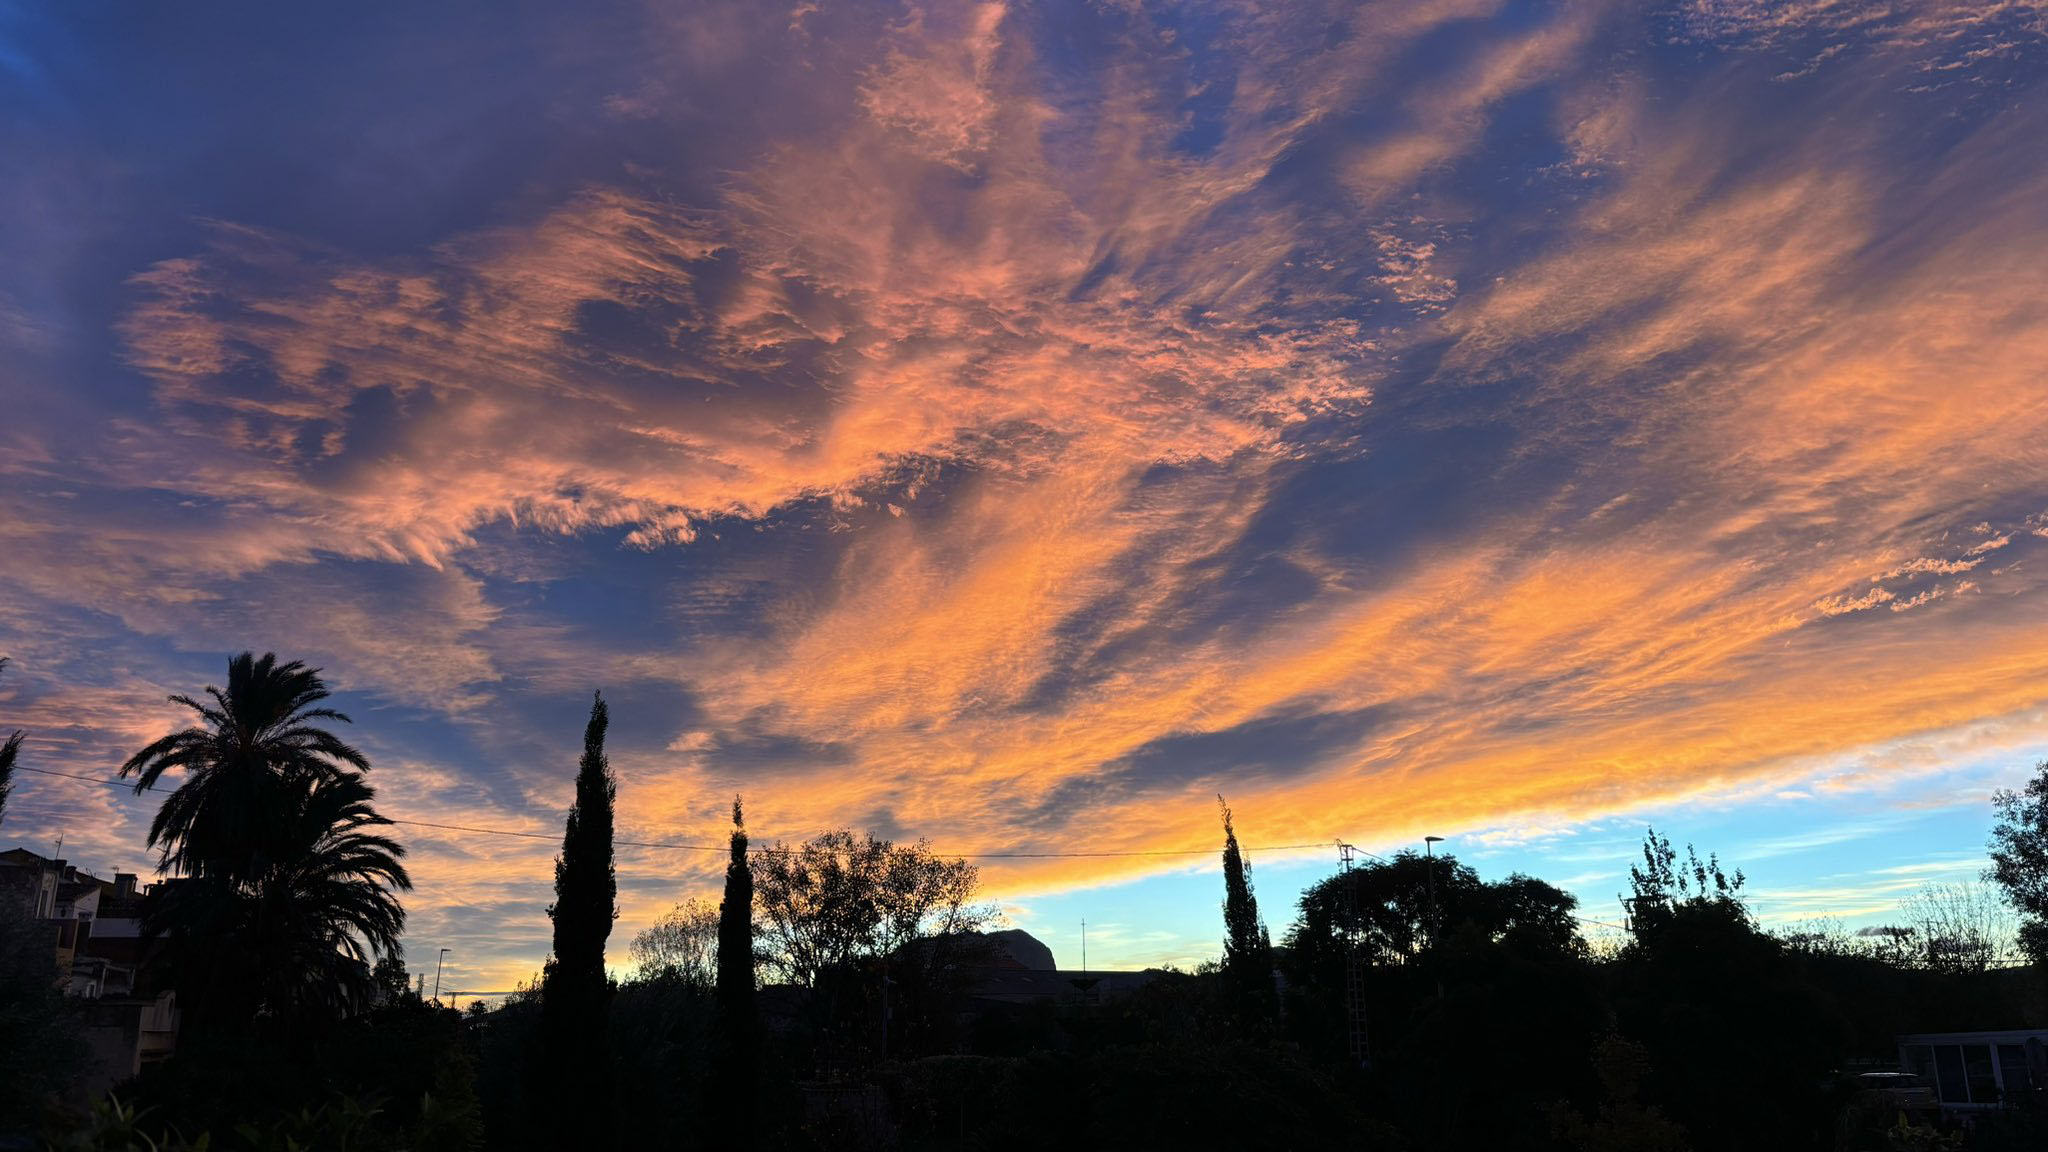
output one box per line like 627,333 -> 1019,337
965,967 -> 1158,1004
0,846 -> 53,871
1899,1029 -> 2048,1045
0,846 -> 143,909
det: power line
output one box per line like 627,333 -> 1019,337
13,764 -> 133,788
6,763 -> 1350,861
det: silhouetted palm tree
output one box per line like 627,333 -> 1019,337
121,652 -> 369,881
148,771 -> 411,1024
124,653 -> 409,1030
261,771 -> 410,1007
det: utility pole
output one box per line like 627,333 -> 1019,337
1067,919 -> 1102,1009
434,947 -> 451,1007
1338,842 -> 1369,1070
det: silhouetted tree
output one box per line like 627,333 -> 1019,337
149,766 -> 409,1016
374,947 -> 414,1004
121,652 -> 371,882
1989,761 -> 2048,964
0,733 -> 16,829
712,796 -> 756,1140
119,654 -> 407,1035
717,796 -> 754,1008
629,897 -> 719,986
1480,873 -> 1591,959
1622,826 -> 1748,954
0,658 -> 19,827
1282,849 -> 1595,1145
1217,796 -> 1274,1029
144,770 -> 410,1029
1288,851 -> 1581,971
755,828 -> 989,1069
541,692 -> 617,1147
1610,829 -> 1838,1149
1899,881 -> 2016,974
753,829 -> 986,987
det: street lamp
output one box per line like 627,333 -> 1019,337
434,948 -> 451,1007
1423,837 -> 1444,1000
1422,836 -> 1444,947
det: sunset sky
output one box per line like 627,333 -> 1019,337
4,0 -> 2048,998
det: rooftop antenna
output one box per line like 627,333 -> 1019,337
1081,919 -> 1087,975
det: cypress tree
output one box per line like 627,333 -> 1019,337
1218,795 -> 1275,1030
542,692 -> 617,1145
711,796 -> 756,1137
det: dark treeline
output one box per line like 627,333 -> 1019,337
6,651 -> 2048,1150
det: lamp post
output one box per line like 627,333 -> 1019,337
434,948 -> 451,1007
1423,836 -> 1444,1000
1423,837 -> 1444,947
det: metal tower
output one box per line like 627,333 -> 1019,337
1338,841 -> 1370,1070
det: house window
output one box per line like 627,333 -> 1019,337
1965,1045 -> 1998,1104
1934,1045 -> 1968,1104
1998,1045 -> 2031,1094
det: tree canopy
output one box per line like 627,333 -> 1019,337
753,829 -> 987,987
121,651 -> 372,882
1988,760 -> 2048,964
1287,849 -> 1583,970
629,897 -> 719,986
1622,825 -> 1750,952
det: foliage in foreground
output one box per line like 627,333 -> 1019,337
0,914 -> 86,1134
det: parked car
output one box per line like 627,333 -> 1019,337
1834,1071 -> 1942,1151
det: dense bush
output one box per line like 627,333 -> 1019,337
89,997 -> 480,1151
